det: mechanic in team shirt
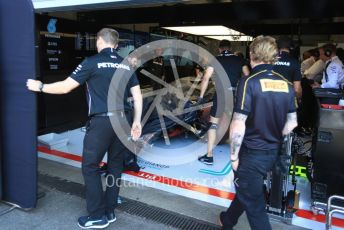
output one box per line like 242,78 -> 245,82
220,35 -> 297,230
27,28 -> 142,229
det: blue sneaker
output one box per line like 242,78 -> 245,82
77,215 -> 109,229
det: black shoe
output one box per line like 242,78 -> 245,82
198,154 -> 214,165
106,211 -> 117,224
77,215 -> 109,229
219,212 -> 233,230
125,162 -> 141,172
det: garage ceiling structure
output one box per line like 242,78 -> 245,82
33,0 -> 344,36
52,0 -> 344,36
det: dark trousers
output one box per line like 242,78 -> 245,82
222,146 -> 278,230
82,115 -> 127,218
300,78 -> 317,130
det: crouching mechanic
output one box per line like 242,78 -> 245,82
219,36 -> 297,230
27,28 -> 143,229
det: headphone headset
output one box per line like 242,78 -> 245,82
323,44 -> 336,57
325,48 -> 332,57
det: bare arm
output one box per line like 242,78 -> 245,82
131,85 -> 143,124
229,112 -> 248,161
130,85 -> 143,140
304,60 -> 325,79
199,66 -> 214,98
26,77 -> 80,94
282,112 -> 298,136
293,81 -> 302,99
242,65 -> 250,77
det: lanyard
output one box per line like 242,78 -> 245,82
324,61 -> 332,82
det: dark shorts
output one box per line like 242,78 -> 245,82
210,92 -> 224,118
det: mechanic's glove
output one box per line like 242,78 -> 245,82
197,97 -> 204,105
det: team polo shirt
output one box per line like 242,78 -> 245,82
216,50 -> 246,87
146,56 -> 164,78
71,48 -> 139,116
321,56 -> 344,89
235,64 -> 297,150
273,51 -> 302,83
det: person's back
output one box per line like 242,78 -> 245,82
274,51 -> 301,82
273,36 -> 302,99
216,50 -> 246,87
221,35 -> 297,230
75,48 -> 131,115
236,64 -> 296,150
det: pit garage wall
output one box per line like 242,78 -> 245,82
0,0 -> 37,208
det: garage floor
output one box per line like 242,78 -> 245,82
36,129 -> 344,229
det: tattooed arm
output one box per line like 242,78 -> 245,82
282,112 -> 298,136
229,112 -> 248,166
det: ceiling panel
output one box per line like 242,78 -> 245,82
32,0 -> 184,12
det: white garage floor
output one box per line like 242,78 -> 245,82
37,128 -> 344,229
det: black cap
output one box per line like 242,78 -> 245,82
219,39 -> 231,48
277,36 -> 293,50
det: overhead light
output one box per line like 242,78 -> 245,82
206,35 -> 253,41
32,0 -> 184,11
162,26 -> 253,41
32,0 -> 127,9
163,26 -> 239,36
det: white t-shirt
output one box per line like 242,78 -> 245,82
304,59 -> 325,81
301,56 -> 315,74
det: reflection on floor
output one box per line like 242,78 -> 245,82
38,128 -> 344,229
